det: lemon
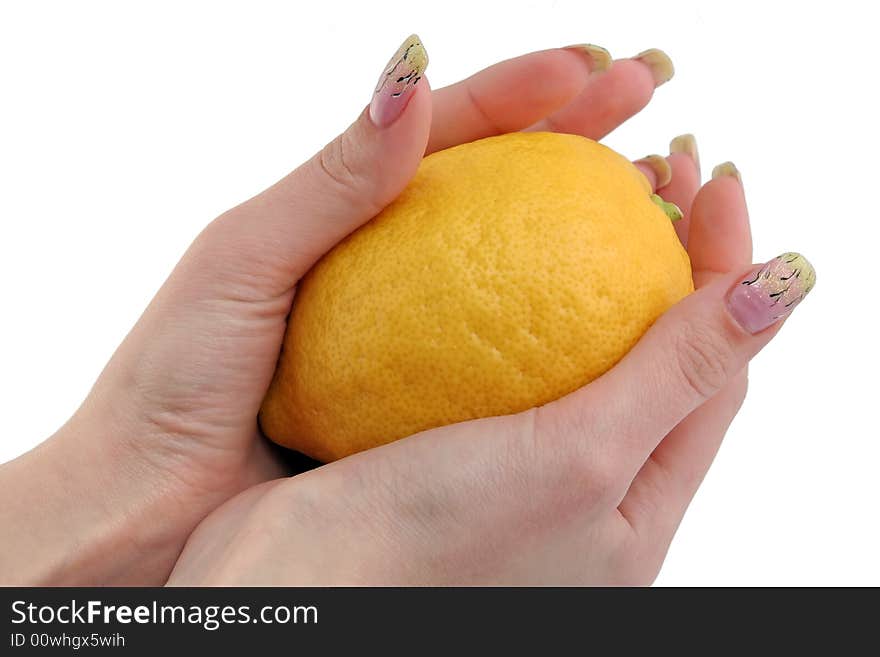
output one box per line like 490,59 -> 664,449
260,132 -> 693,462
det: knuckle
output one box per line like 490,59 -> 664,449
317,133 -> 370,203
579,456 -> 620,504
532,405 -> 624,509
671,319 -> 736,401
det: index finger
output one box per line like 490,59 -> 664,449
538,252 -> 815,485
428,47 -> 666,153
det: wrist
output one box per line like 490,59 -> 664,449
0,403 -> 193,585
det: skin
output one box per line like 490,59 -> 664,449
0,47 -> 774,585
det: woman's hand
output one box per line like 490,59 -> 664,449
164,43 -> 813,585
168,166 -> 815,586
0,36 -> 685,584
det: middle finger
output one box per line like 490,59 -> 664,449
428,47 -> 670,154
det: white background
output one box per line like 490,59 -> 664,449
1,1 -> 877,585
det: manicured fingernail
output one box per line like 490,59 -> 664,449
635,154 -> 672,188
712,161 -> 742,183
634,48 -> 674,87
670,133 -> 700,169
563,43 -> 612,73
727,253 -> 816,334
369,34 -> 428,128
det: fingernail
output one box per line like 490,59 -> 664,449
670,133 -> 700,169
634,48 -> 674,87
370,34 -> 429,128
563,43 -> 612,73
712,161 -> 742,184
727,253 -> 816,334
635,154 -> 672,188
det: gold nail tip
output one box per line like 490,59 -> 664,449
777,252 -> 817,294
712,161 -> 742,182
669,133 -> 700,167
563,43 -> 612,73
383,34 -> 428,78
634,48 -> 674,86
635,154 -> 672,188
400,34 -> 429,71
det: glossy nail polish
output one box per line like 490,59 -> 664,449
712,161 -> 742,183
670,133 -> 700,169
634,48 -> 675,87
635,154 -> 672,187
369,34 -> 429,128
727,253 -> 816,333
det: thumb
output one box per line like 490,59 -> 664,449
191,34 -> 431,300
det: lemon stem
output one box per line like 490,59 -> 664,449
651,194 -> 683,222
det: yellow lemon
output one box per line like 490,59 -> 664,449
260,132 -> 693,462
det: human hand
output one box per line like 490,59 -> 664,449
1,36 -> 690,584
165,41 -> 814,585
168,171 -> 813,584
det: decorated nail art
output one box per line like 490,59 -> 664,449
634,48 -> 675,87
727,252 -> 816,334
369,34 -> 428,128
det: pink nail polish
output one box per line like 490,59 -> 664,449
369,34 -> 429,128
727,252 -> 816,334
